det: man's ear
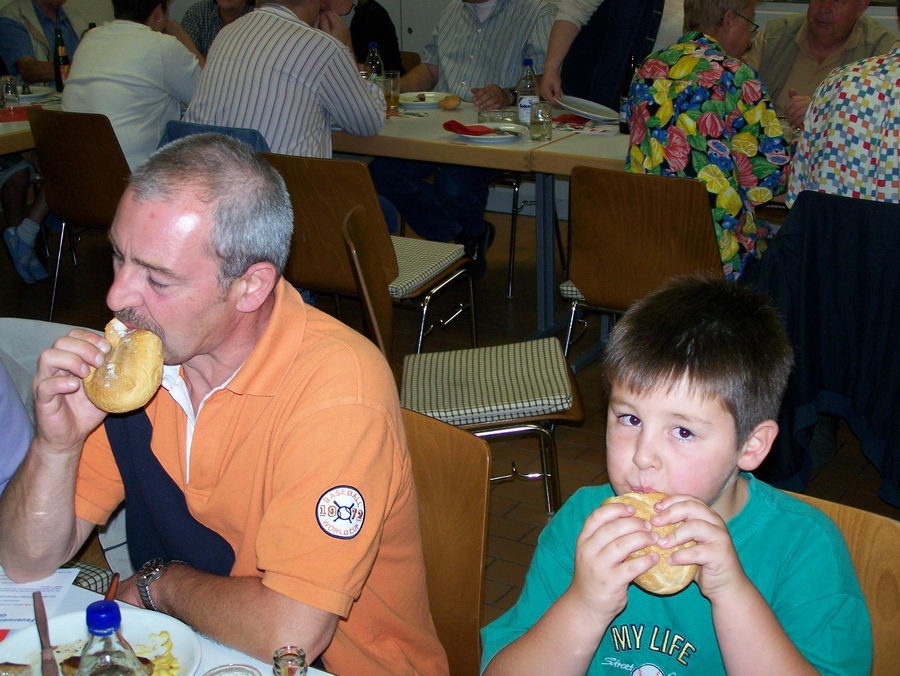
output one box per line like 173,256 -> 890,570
737,419 -> 779,472
232,262 -> 279,313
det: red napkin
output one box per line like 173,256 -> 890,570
442,120 -> 498,136
553,113 -> 590,125
0,104 -> 41,122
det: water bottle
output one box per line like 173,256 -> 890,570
515,58 -> 538,125
364,42 -> 384,80
74,601 -> 145,676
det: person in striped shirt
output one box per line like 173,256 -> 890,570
369,0 -> 552,275
184,0 -> 384,158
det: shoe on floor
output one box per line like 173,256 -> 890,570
4,227 -> 47,284
464,221 -> 495,280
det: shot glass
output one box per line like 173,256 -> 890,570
382,70 -> 400,116
530,101 -> 553,141
1,76 -> 19,108
477,108 -> 504,123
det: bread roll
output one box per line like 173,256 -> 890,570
83,318 -> 163,414
438,94 -> 461,110
603,492 -> 698,595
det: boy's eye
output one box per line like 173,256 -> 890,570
674,427 -> 694,440
618,414 -> 641,427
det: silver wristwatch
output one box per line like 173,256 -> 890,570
135,557 -> 169,611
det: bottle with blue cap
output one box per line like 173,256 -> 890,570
74,601 -> 146,676
364,42 -> 384,80
515,58 -> 539,125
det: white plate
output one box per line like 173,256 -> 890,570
455,122 -> 528,144
17,85 -> 55,103
399,91 -> 454,109
0,606 -> 202,675
557,95 -> 618,122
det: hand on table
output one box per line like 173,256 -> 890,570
471,84 -> 511,110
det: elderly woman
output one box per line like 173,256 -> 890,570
625,0 -> 789,280
62,0 -> 202,172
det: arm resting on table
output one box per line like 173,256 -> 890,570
15,56 -> 55,85
120,565 -> 339,663
399,63 -> 438,93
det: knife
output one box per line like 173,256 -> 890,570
32,591 -> 59,676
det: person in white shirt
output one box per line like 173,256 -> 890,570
184,0 -> 384,158
62,0 -> 203,171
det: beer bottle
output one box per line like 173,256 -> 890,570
618,53 -> 638,134
53,28 -> 70,92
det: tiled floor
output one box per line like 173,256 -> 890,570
2,209 -> 897,631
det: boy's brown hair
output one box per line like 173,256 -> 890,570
602,276 -> 793,444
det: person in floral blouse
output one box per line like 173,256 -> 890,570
625,0 -> 789,280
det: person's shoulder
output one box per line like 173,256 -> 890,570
857,14 -> 897,43
748,479 -> 845,545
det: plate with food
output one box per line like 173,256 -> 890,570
454,122 -> 528,144
399,92 -> 456,109
556,95 -> 618,123
17,85 -> 55,103
0,606 -> 201,676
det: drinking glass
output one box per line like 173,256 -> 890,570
382,70 -> 400,116
530,101 -> 553,141
1,76 -> 19,108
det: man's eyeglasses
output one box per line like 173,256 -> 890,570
734,11 -> 760,34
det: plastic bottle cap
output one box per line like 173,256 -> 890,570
523,58 -> 533,67
368,42 -> 377,48
85,600 -> 121,635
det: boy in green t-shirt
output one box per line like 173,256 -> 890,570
481,276 -> 871,675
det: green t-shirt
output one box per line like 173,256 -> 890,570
481,475 -> 872,675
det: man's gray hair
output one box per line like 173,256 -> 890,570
684,0 -> 749,32
130,133 -> 293,284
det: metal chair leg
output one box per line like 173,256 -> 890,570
563,301 -> 579,358
466,270 -> 478,348
506,177 -> 520,298
48,219 -> 67,322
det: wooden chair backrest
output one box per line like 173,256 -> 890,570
27,108 -> 130,228
400,50 -> 421,74
261,153 -> 398,296
402,409 -> 491,676
787,492 -> 900,675
569,166 -> 721,311
342,204 -> 397,356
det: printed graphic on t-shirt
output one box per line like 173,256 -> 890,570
316,485 -> 365,539
597,623 -> 699,673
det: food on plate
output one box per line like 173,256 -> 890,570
415,93 -> 426,102
0,662 -> 30,675
438,94 -> 461,110
134,631 -> 180,676
602,492 -> 698,595
83,318 -> 163,414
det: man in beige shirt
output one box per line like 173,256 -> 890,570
744,0 -> 896,129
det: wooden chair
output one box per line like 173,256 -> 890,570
787,492 -> 900,675
262,153 -> 477,353
402,409 -> 490,676
344,205 -> 584,513
561,166 -> 721,371
27,108 -> 130,321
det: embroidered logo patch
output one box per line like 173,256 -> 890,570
315,485 -> 365,539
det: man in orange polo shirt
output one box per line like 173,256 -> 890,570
0,134 -> 448,676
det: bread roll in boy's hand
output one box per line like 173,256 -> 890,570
82,318 -> 163,414
603,492 -> 698,595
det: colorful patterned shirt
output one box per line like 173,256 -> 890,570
625,32 -> 790,280
787,46 -> 900,207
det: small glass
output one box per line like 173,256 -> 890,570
273,646 -> 307,676
477,107 -> 518,124
1,76 -> 19,108
382,69 -> 400,116
777,115 -> 801,149
203,666 -> 262,676
530,101 -> 553,141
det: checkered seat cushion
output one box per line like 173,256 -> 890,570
400,338 -> 573,426
389,236 -> 466,298
559,279 -> 586,301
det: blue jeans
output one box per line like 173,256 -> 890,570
369,158 -> 498,242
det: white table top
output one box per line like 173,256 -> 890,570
530,129 -> 631,176
5,584 -> 329,676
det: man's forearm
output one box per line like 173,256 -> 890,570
544,21 -> 581,76
0,440 -> 90,580
148,566 -> 339,662
399,63 -> 438,93
16,57 -> 55,84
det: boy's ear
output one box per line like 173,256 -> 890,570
737,419 -> 779,471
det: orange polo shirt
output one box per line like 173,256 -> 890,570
74,280 -> 449,676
